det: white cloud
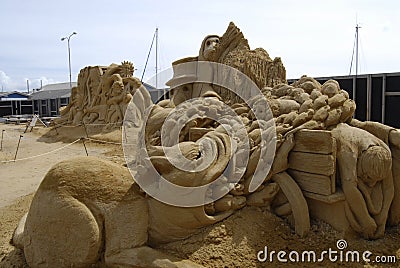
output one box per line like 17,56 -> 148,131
0,71 -> 11,88
1,0 -> 400,86
0,70 -> 59,92
0,70 -> 20,91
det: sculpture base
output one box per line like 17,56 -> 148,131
305,191 -> 352,233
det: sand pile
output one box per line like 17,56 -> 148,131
1,124 -> 399,267
158,206 -> 400,267
2,195 -> 400,267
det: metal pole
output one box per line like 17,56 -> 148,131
141,29 -> 157,82
354,24 -> 360,106
61,32 -> 77,90
366,74 -> 371,121
82,122 -> 89,138
81,137 -> 88,156
382,74 -> 386,124
355,24 -> 359,77
14,135 -> 23,161
352,76 -> 356,102
67,39 -> 72,89
155,28 -> 158,91
1,130 -> 4,151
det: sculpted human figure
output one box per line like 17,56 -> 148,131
349,119 -> 400,225
13,156 -> 208,268
193,35 -> 222,99
84,66 -> 102,108
68,87 -> 85,125
84,71 -> 126,124
167,35 -> 222,109
106,75 -> 132,124
331,123 -> 394,239
91,64 -> 123,107
58,87 -> 78,123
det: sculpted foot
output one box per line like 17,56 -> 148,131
106,246 -> 205,268
272,133 -> 295,174
279,133 -> 295,154
247,183 -> 280,207
214,195 -> 246,213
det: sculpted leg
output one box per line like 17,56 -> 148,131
337,151 -> 377,239
23,190 -> 102,268
348,120 -> 400,225
106,246 -> 205,268
18,157 -> 151,268
271,133 -> 295,174
214,195 -> 246,212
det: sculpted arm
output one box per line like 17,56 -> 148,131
337,150 -> 377,238
373,171 -> 394,238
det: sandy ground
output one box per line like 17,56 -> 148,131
1,123 -> 400,267
0,124 -> 120,208
0,123 -> 123,267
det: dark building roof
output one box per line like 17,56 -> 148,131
29,88 -> 71,100
27,81 -> 158,101
142,82 -> 156,91
29,82 -> 76,100
0,91 -> 30,100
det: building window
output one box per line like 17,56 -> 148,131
60,98 -> 69,105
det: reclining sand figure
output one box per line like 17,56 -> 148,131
331,123 -> 394,239
260,73 -> 400,237
11,137 -> 229,267
13,31 -> 295,265
349,119 -> 400,226
12,128 -> 294,268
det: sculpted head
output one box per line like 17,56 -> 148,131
170,84 -> 193,106
357,145 -> 391,187
199,35 -> 220,61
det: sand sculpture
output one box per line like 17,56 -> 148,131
56,61 -> 152,128
12,22 -> 400,267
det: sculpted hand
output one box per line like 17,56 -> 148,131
214,195 -> 246,213
372,224 -> 385,239
361,218 -> 377,239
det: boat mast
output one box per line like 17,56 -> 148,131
141,27 -> 164,100
349,21 -> 361,103
355,23 -> 361,77
141,28 -> 157,83
349,23 -> 361,76
155,28 -> 159,92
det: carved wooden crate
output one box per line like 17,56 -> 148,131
288,129 -> 337,196
288,129 -> 350,232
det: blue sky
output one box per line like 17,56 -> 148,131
1,0 -> 399,91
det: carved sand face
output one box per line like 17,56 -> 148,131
357,146 -> 390,187
203,36 -> 219,60
171,85 -> 192,106
111,81 -> 124,95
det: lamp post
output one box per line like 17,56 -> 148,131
61,32 -> 77,89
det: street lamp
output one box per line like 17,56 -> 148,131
61,32 -> 77,89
